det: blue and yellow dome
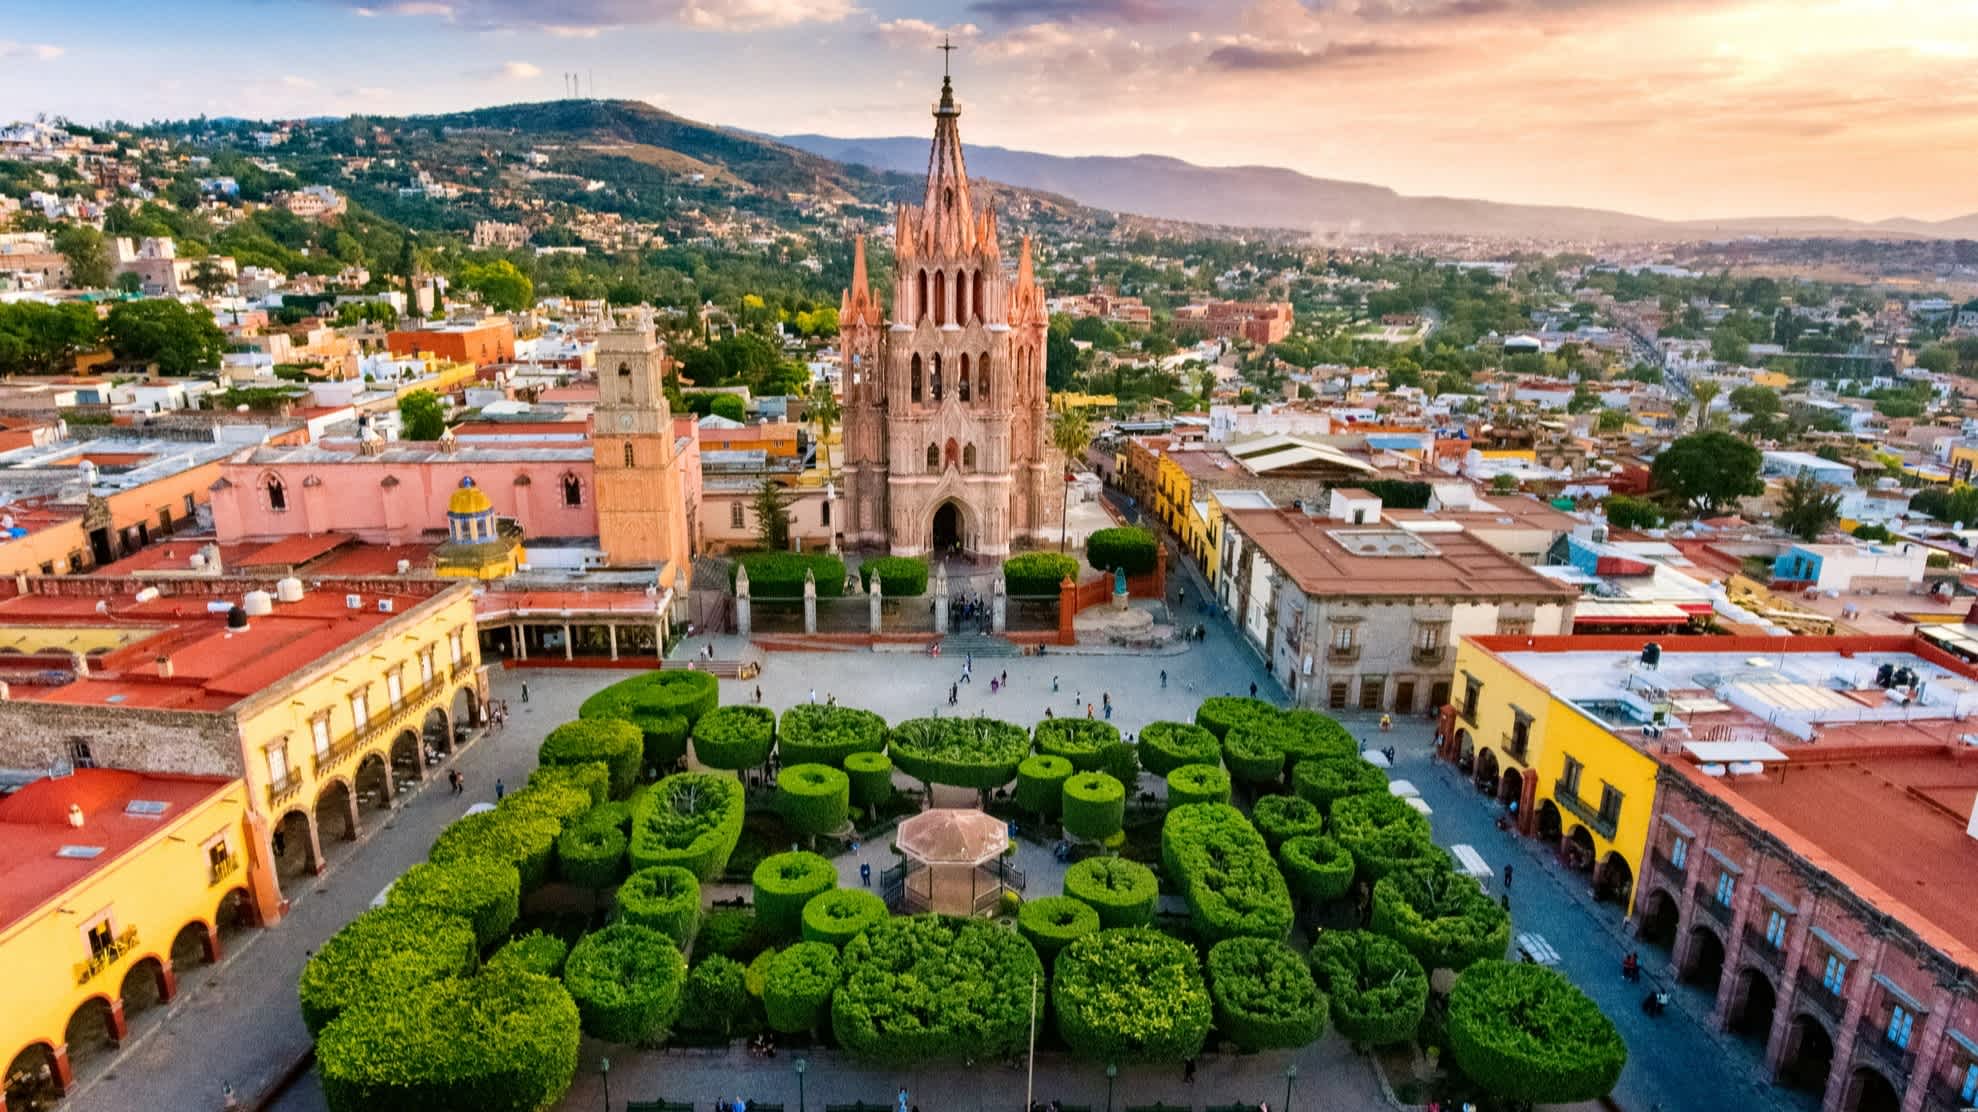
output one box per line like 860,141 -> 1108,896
447,476 -> 494,517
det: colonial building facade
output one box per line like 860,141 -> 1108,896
838,75 -> 1059,558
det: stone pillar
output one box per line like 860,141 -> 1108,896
243,810 -> 286,925
302,810 -> 326,876
1057,576 -> 1077,647
991,576 -> 1007,634
1155,542 -> 1168,598
562,624 -> 573,661
1820,930 -> 1889,1110
1898,983 -> 1956,1112
654,623 -> 665,660
803,569 -> 818,635
339,787 -> 361,842
516,625 -> 528,661
203,922 -> 224,964
1709,855 -> 1762,1028
155,961 -> 179,1004
869,577 -> 884,636
50,1044 -> 74,1093
106,997 -> 129,1043
736,566 -> 752,639
1518,772 -> 1538,837
933,563 -> 950,637
608,624 -> 619,661
1763,897 -> 1819,1074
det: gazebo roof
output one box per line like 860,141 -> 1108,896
895,807 -> 1009,867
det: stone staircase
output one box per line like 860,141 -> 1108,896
939,632 -> 1024,659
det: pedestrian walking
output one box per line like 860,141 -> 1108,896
1000,670 -> 1008,687
809,689 -> 818,705
754,685 -> 763,705
495,778 -> 505,801
860,862 -> 872,887
1178,586 -> 1186,608
1052,675 -> 1060,692
1249,681 -> 1257,698
898,1087 -> 910,1112
1160,669 -> 1167,688
520,681 -> 529,703
1086,703 -> 1095,719
1503,864 -> 1514,889
1183,1058 -> 1196,1084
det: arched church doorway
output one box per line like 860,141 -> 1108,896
932,502 -> 963,555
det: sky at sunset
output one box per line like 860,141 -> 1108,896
4,0 -> 1976,222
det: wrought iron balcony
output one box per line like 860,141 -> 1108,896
1648,849 -> 1685,885
1853,1018 -> 1917,1084
1741,925 -> 1783,973
266,772 -> 304,809
1798,976 -> 1847,1024
1327,643 -> 1360,662
1553,780 -> 1619,840
1698,893 -> 1735,927
1412,645 -> 1447,665
208,854 -> 240,887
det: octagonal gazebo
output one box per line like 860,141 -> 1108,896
892,808 -> 1019,916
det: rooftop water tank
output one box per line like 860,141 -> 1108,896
242,590 -> 273,618
276,577 -> 304,603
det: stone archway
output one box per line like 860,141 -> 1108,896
5,1043 -> 64,1109
1474,747 -> 1500,795
932,500 -> 964,555
170,920 -> 219,977
1636,887 -> 1680,949
315,778 -> 359,846
117,956 -> 173,1033
1682,924 -> 1727,991
1728,966 -> 1778,1041
390,729 -> 424,787
1565,824 -> 1597,873
423,705 -> 452,755
1594,851 -> 1634,907
1843,1065 -> 1902,1112
1534,798 -> 1563,848
1497,766 -> 1524,809
452,685 -> 481,732
1778,1013 -> 1836,1094
355,752 -> 393,813
61,997 -> 120,1084
273,808 -> 319,878
214,887 -> 256,952
1454,728 -> 1475,774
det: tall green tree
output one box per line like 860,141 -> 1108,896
1651,430 -> 1763,516
398,390 -> 446,440
752,478 -> 792,551
187,258 -> 232,298
0,302 -> 101,374
1689,381 -> 1721,430
1050,404 -> 1093,553
103,299 -> 226,373
808,384 -> 840,483
53,225 -> 111,289
460,259 -> 533,313
1777,473 -> 1842,542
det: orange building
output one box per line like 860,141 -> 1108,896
386,318 -> 516,367
0,438 -> 235,576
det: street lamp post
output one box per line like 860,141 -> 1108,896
599,1056 -> 611,1112
1283,1062 -> 1297,1112
795,1056 -> 808,1112
1105,1063 -> 1118,1112
1061,469 -> 1073,552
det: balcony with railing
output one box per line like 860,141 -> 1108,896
1412,644 -> 1447,666
73,926 -> 139,986
1698,892 -> 1735,927
1854,1017 -> 1917,1084
1741,925 -> 1784,973
1926,1074 -> 1975,1112
1327,643 -> 1360,662
310,679 -> 445,779
1501,731 -> 1530,763
1798,974 -> 1848,1024
1648,849 -> 1685,886
1553,779 -> 1619,840
266,772 -> 303,809
208,853 -> 240,887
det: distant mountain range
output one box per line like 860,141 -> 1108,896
777,133 -> 1978,243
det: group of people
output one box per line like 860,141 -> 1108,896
945,591 -> 993,633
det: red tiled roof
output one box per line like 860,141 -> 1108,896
236,532 -> 353,568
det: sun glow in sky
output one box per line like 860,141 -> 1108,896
4,0 -> 1976,222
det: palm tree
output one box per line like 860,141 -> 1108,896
808,383 -> 840,483
1050,404 -> 1094,553
1690,381 -> 1720,431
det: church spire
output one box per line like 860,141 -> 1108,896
921,69 -> 973,254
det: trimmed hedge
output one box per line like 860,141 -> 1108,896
858,555 -> 929,597
1279,835 -> 1355,906
1161,803 -> 1293,943
629,772 -> 745,879
1194,696 -> 1279,740
677,956 -> 750,1038
387,859 -> 520,948
498,782 -> 594,832
1084,526 -> 1158,576
1165,763 -> 1232,808
888,717 -> 1030,790
1004,551 -> 1079,595
1222,724 -> 1291,785
430,808 -> 561,892
1205,937 -> 1328,1052
556,820 -> 628,890
844,751 -> 895,810
1017,896 -> 1100,962
581,670 -> 715,767
488,930 -> 568,978
753,851 -> 838,940
732,551 -> 847,599
1448,961 -> 1627,1104
801,888 -> 890,947
615,865 -> 702,948
580,800 -> 633,835
1371,866 -> 1513,973
1309,930 -> 1428,1047
692,704 -> 777,772
1290,755 -> 1389,814
763,941 -> 842,1034
778,704 -> 887,767
563,922 -> 688,1044
1137,721 -> 1221,776
527,762 -> 610,808
776,763 -> 851,841
700,908 -> 772,964
1053,927 -> 1211,1063
1331,791 -> 1442,882
298,906 -> 478,1037
1062,857 -> 1158,928
1061,771 -> 1126,842
832,915 -> 1043,1063
316,970 -> 579,1112
1015,753 -> 1074,817
539,717 -> 643,799
1034,718 -> 1122,772
1251,794 -> 1324,849
1277,710 -> 1358,763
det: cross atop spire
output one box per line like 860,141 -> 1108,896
939,34 -> 957,78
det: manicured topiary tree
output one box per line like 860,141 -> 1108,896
1330,791 -> 1441,882
1004,551 -> 1079,595
732,552 -> 846,598
776,763 -> 850,846
1275,710 -> 1359,764
628,772 -> 745,879
801,888 -> 890,947
676,955 -> 750,1039
1371,863 -> 1512,972
832,915 -> 1042,1064
1165,763 -> 1231,808
763,941 -> 842,1034
1205,936 -> 1328,1052
1308,930 -> 1428,1047
316,970 -> 580,1112
692,704 -> 777,772
430,808 -> 561,892
488,930 -> 568,978
528,762 -> 610,807
386,858 -> 520,948
563,923 -> 688,1044
498,783 -> 594,834
1061,771 -> 1125,843
888,717 -> 1029,794
1291,755 -> 1389,815
1015,753 -> 1074,818
1054,927 -> 1211,1063
1194,696 -> 1279,740
1251,793 -> 1323,849
1034,718 -> 1122,772
1137,721 -> 1221,776
1161,803 -> 1293,943
753,851 -> 838,940
858,555 -> 929,597
580,671 -> 712,771
1222,722 -> 1294,786
1084,526 -> 1158,575
778,704 -> 887,767
616,865 -> 702,948
1448,961 -> 1627,1105
1017,896 -> 1100,963
1064,856 -> 1158,928
556,819 -> 628,891
298,906 -> 478,1037
1279,834 -> 1355,907
844,750 -> 895,816
540,718 -> 644,799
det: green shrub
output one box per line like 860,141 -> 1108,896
497,782 -> 594,832
1279,835 -> 1355,906
628,772 -> 745,879
763,941 -> 841,1034
1053,927 -> 1210,1063
527,762 -> 610,808
1194,696 -> 1278,740
753,851 -> 838,939
539,718 -> 644,798
386,859 -> 520,948
488,930 -> 568,978
832,915 -> 1043,1063
316,970 -> 579,1112
1084,526 -> 1158,576
581,670 -> 714,766
858,556 -> 929,597
801,888 -> 890,947
1161,803 -> 1293,943
1371,866 -> 1512,973
676,955 -> 750,1038
298,906 -> 478,1037
1061,771 -> 1125,842
844,751 -> 895,811
556,821 -> 628,890
692,705 -> 777,771
731,551 -> 846,598
1017,896 -> 1100,962
888,717 -> 1030,790
778,704 -> 887,767
1137,721 -> 1220,776
579,800 -> 633,834
430,809 -> 561,892
1330,792 -> 1441,882
1165,763 -> 1231,808
1004,551 -> 1079,595
1063,857 -> 1157,928
699,908 -> 771,963
1309,930 -> 1428,1047
1219,725 -> 1286,785
1206,937 -> 1327,1051
1276,710 -> 1358,763
746,947 -> 778,998
1251,794 -> 1324,849
1448,961 -> 1627,1104
776,763 -> 850,841
1290,756 -> 1389,814
563,923 -> 688,1044
615,865 -> 702,949
1014,753 -> 1074,817
1034,718 -> 1122,772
